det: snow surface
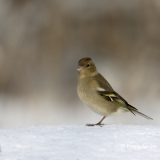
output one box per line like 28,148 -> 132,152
0,125 -> 160,160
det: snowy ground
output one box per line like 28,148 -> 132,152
0,125 -> 160,160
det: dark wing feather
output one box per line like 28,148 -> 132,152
97,90 -> 137,116
94,73 -> 137,115
94,73 -> 152,119
113,91 -> 138,111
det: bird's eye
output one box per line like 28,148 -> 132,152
87,64 -> 90,68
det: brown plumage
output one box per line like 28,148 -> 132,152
77,57 -> 153,126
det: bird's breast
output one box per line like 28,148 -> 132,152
77,79 -> 115,116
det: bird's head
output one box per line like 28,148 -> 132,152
77,57 -> 97,77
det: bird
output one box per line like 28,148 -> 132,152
77,57 -> 153,126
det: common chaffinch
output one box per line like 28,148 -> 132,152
77,57 -> 153,126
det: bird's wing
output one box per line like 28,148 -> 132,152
93,73 -> 114,92
97,89 -> 137,115
94,74 -> 153,119
94,74 -> 138,115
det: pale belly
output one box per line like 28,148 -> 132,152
77,85 -> 125,116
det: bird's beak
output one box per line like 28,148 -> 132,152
77,66 -> 84,71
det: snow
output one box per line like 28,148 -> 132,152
0,125 -> 160,160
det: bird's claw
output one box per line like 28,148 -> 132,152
86,123 -> 105,127
86,123 -> 95,126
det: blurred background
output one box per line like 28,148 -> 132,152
0,0 -> 159,128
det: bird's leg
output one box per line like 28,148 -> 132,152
95,116 -> 106,125
86,116 -> 106,126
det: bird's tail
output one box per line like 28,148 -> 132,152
127,105 -> 153,120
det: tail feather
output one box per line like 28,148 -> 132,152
127,105 -> 153,120
132,110 -> 153,120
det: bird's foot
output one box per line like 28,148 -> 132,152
95,123 -> 104,126
95,123 -> 104,127
86,123 -> 95,126
86,123 -> 105,127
